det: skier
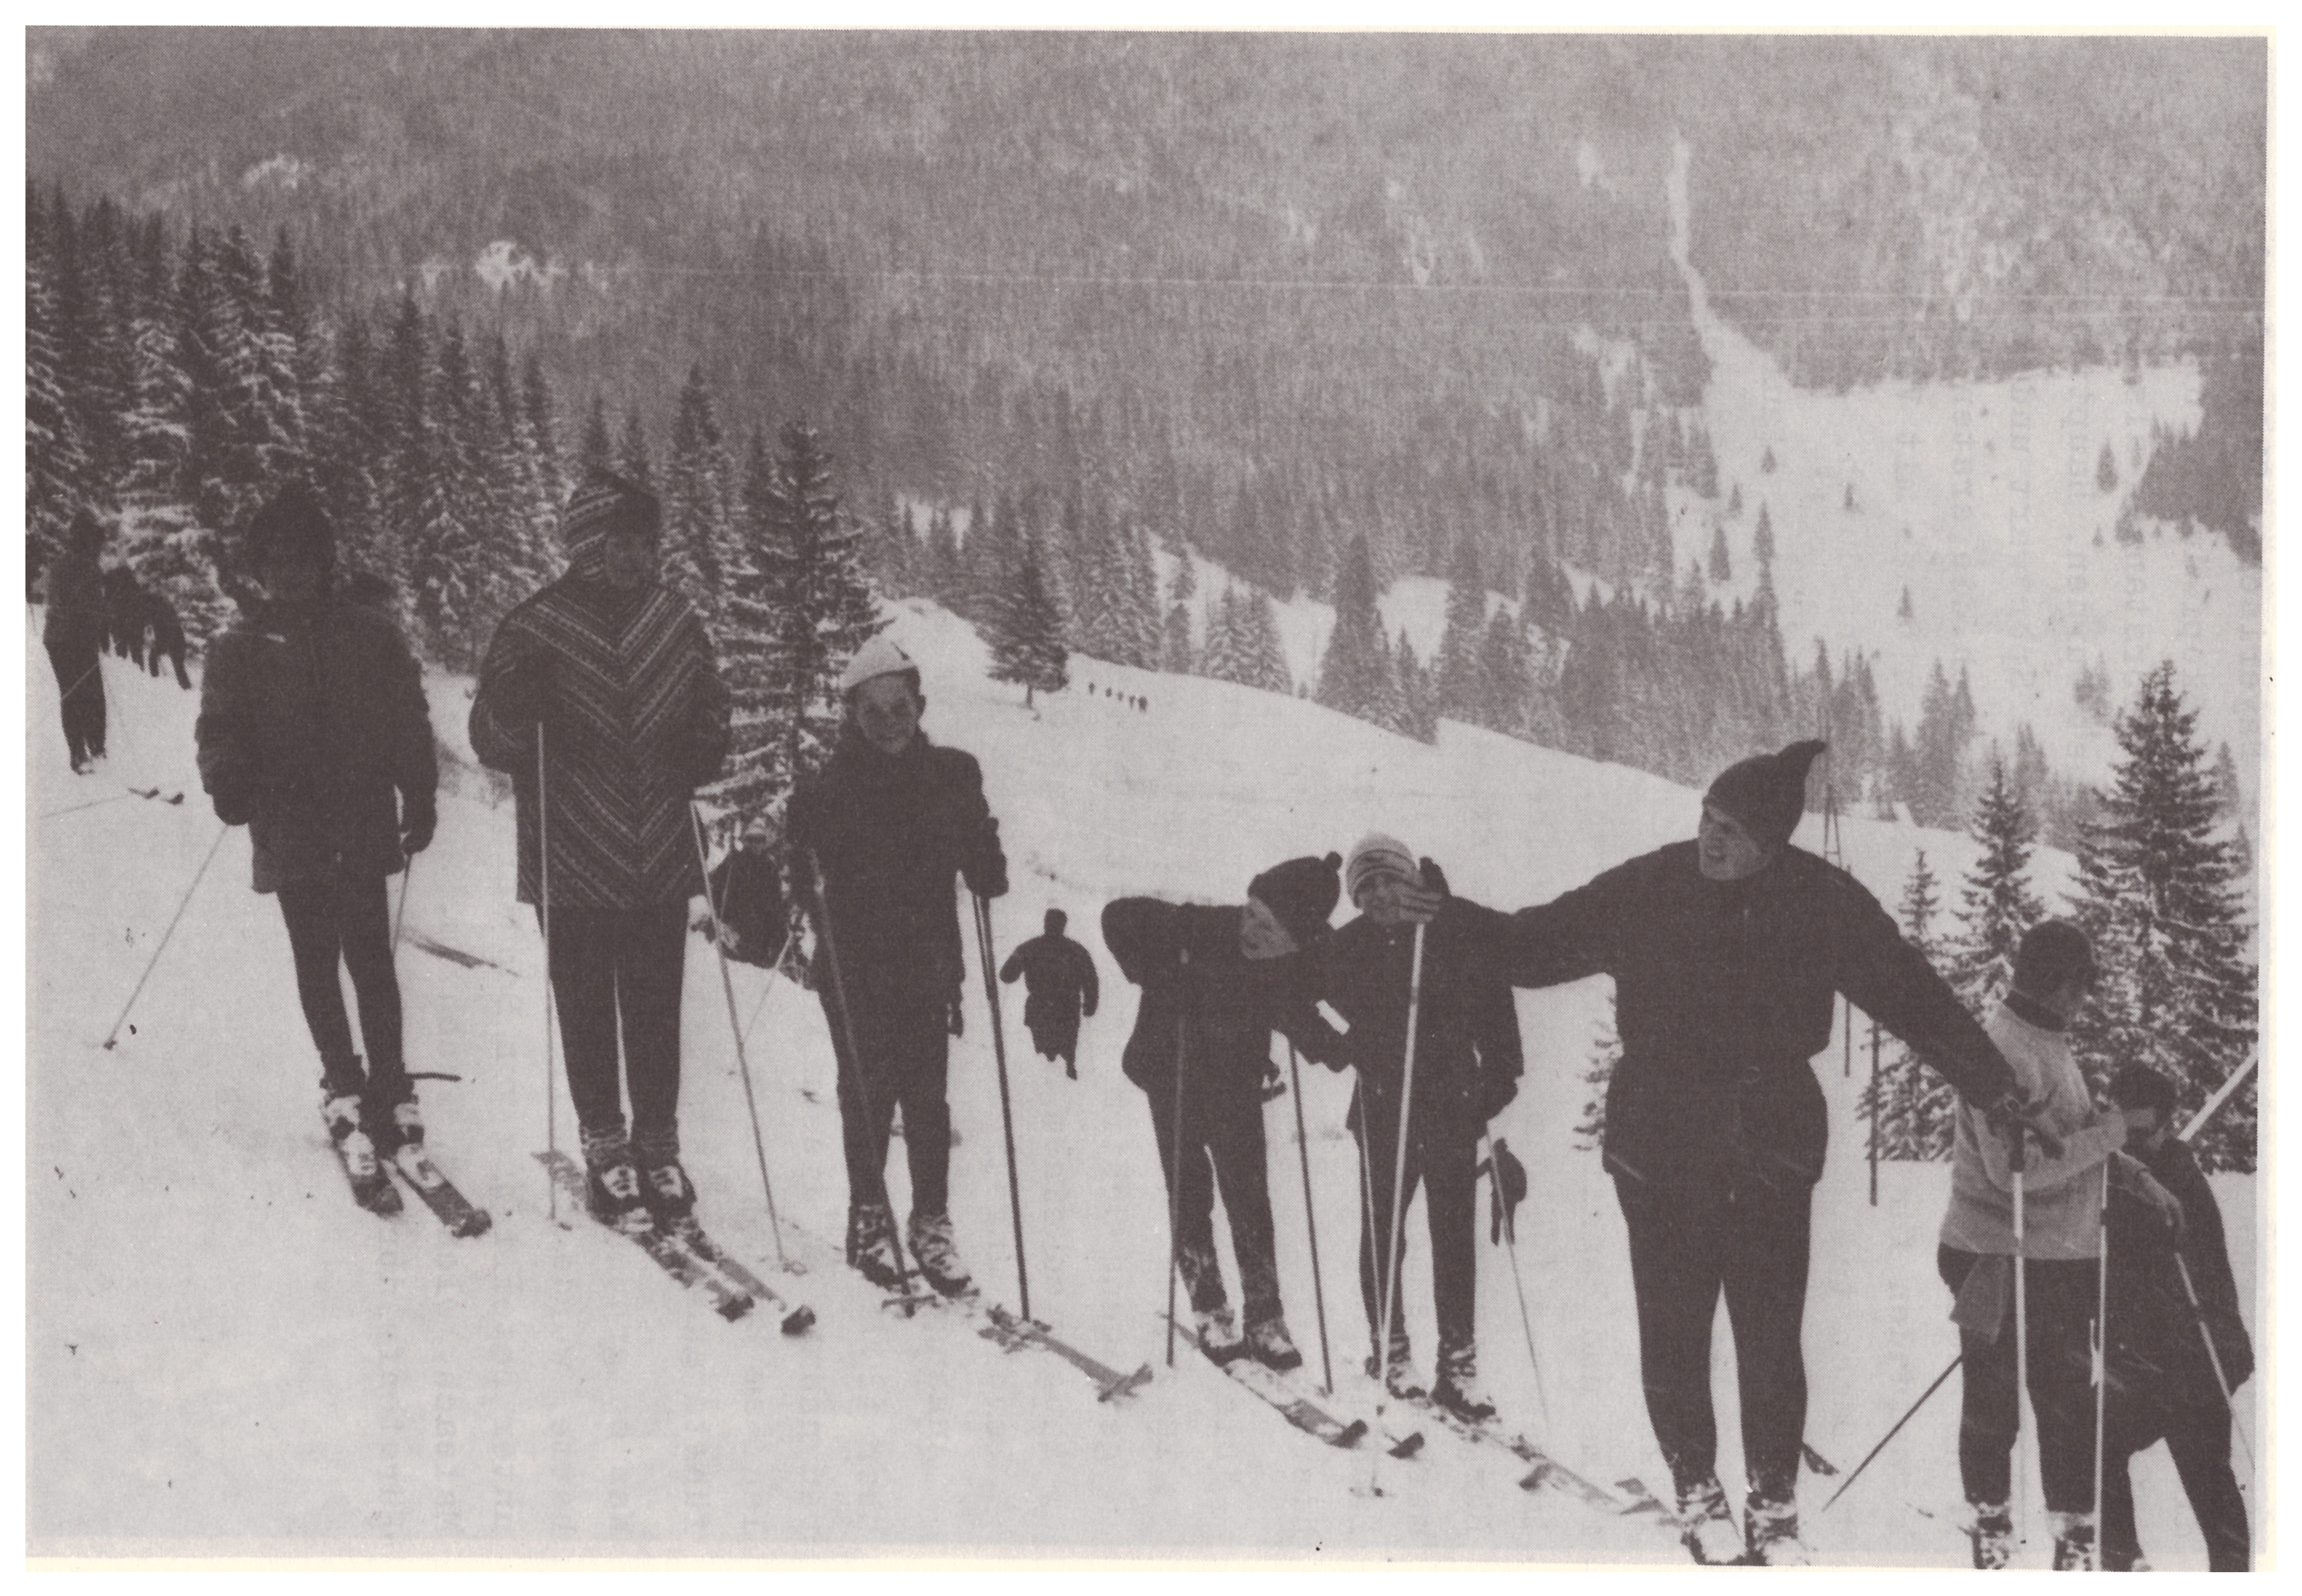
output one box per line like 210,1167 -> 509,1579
2098,1062 -> 2252,1572
1324,834 -> 1522,1420
705,816 -> 790,970
1936,920 -> 2182,1570
788,635 -> 1009,1296
42,511 -> 110,774
1393,740 -> 2044,1565
103,564 -> 145,662
137,583 -> 194,689
999,908 -> 1100,1078
194,485 -> 438,1201
1101,853 -> 1346,1369
470,469 -> 731,1228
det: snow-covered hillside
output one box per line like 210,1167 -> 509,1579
26,607 -> 2256,1565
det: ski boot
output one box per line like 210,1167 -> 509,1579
1242,1312 -> 1304,1372
635,1129 -> 695,1224
389,1099 -> 424,1150
581,1129 -> 649,1232
1968,1501 -> 2015,1570
2050,1510 -> 2099,1572
1194,1304 -> 1245,1363
322,1090 -> 400,1214
1745,1495 -> 1814,1566
1364,1338 -> 1428,1401
1677,1476 -> 1746,1566
1432,1343 -> 1497,1423
907,1209 -> 973,1297
846,1201 -> 905,1290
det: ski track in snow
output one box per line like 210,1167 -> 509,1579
25,611 -> 2256,1565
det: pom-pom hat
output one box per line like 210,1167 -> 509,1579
1249,852 -> 1344,949
1703,739 -> 1828,850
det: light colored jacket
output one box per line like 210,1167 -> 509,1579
1939,998 -> 2126,1259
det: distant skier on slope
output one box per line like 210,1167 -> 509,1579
1102,854 -> 1346,1370
1323,833 -> 1522,1421
42,511 -> 110,774
2098,1061 -> 2252,1572
999,908 -> 1099,1077
1389,740 -> 2051,1565
1937,922 -> 2186,1571
195,485 -> 438,1206
788,635 -> 1009,1297
470,469 -> 731,1230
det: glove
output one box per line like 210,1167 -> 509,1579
211,779 -> 253,826
1485,1137 -> 1528,1245
1983,1091 -> 2066,1162
491,652 -> 554,730
1478,1073 -> 1518,1122
1419,857 -> 1451,897
400,790 -> 437,855
949,994 -> 965,1038
2130,1166 -> 2187,1245
972,818 -> 1009,899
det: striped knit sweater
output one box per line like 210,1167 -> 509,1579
470,575 -> 729,909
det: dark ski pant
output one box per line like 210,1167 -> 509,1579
1354,1101 -> 1478,1361
2102,1384 -> 2250,1570
1938,1246 -> 2100,1515
277,871 -> 407,1111
1027,1015 -> 1080,1073
1615,1169 -> 1811,1507
819,968 -> 953,1219
1148,1083 -> 1282,1328
47,637 -> 106,767
544,902 -> 687,1154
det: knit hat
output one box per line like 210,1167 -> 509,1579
1703,739 -> 1827,849
2012,919 -> 2096,996
246,483 -> 334,572
560,469 -> 661,573
1248,852 -> 1343,949
2106,1061 -> 2177,1119
839,634 -> 920,695
1045,908 -> 1068,934
1344,831 -> 1422,905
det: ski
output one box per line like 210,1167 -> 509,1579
1166,1316 -> 1422,1456
983,1303 -> 1152,1402
333,1137 -> 403,1217
1398,1391 -> 1669,1521
390,1144 -> 492,1237
535,1152 -> 753,1322
666,1219 -> 817,1336
127,785 -> 185,805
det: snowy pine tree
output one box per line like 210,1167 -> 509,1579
1946,758 -> 2045,1017
1318,533 -> 1390,722
1870,850 -> 1956,1158
986,534 -> 1070,706
1434,533 -> 1487,723
662,365 -> 736,631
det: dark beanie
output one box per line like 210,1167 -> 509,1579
68,508 -> 107,550
1045,908 -> 1068,935
2012,919 -> 2096,995
247,484 -> 334,571
2106,1061 -> 2177,1119
1704,739 -> 1827,849
1248,852 -> 1343,949
561,469 -> 661,571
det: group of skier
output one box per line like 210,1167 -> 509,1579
140,469 -> 2251,1568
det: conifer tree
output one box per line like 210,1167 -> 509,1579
1871,850 -> 1957,1158
1318,533 -> 1390,721
986,534 -> 1070,706
1435,532 -> 1487,722
616,404 -> 654,491
2069,662 -> 2257,1171
1707,521 -> 1733,583
1246,590 -> 1293,695
578,395 -> 614,480
1946,758 -> 2046,1016
1753,501 -> 1775,566
663,365 -> 736,629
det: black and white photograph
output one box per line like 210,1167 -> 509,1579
20,24 -> 2267,1569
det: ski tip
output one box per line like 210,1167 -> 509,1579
1389,1431 -> 1426,1459
779,1305 -> 817,1336
455,1212 -> 495,1238
717,1296 -> 757,1322
1332,1418 -> 1371,1449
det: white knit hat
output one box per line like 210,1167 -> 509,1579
838,634 -> 918,694
1344,831 -> 1421,904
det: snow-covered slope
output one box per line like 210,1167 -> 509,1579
25,607 -> 2255,1565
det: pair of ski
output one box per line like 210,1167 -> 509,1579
535,1151 -> 815,1334
1167,1316 -> 1424,1459
1395,1387 -> 1673,1522
334,1137 -> 492,1238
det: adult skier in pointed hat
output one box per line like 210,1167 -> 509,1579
788,633 -> 1009,1297
1388,740 -> 2044,1564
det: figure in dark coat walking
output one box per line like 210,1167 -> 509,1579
788,635 -> 1008,1297
43,511 -> 110,773
1398,741 -> 2038,1565
470,469 -> 731,1228
999,908 -> 1099,1076
195,485 -> 438,1178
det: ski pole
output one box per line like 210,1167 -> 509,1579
810,849 -> 923,1305
100,820 -> 228,1050
393,855 -> 413,956
690,805 -> 794,1273
2178,1050 -> 2258,1144
2172,1253 -> 2257,1473
1482,1132 -> 1551,1432
2012,1128 -> 2030,1545
1819,1351 -> 1963,1514
1164,948 -> 1191,1368
1370,921 -> 1426,1497
1285,1039 -> 1336,1395
973,892 -> 1031,1322
2093,1159 -> 2110,1550
539,726 -> 557,1223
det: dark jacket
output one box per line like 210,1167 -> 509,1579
2107,1137 -> 2253,1413
1448,840 -> 2014,1191
1324,910 -> 1523,1151
1001,932 -> 1100,1033
196,595 -> 437,894
43,547 -> 106,655
788,725 -> 1007,995
1101,898 -> 1343,1109
470,575 -> 728,909
706,846 -> 789,968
